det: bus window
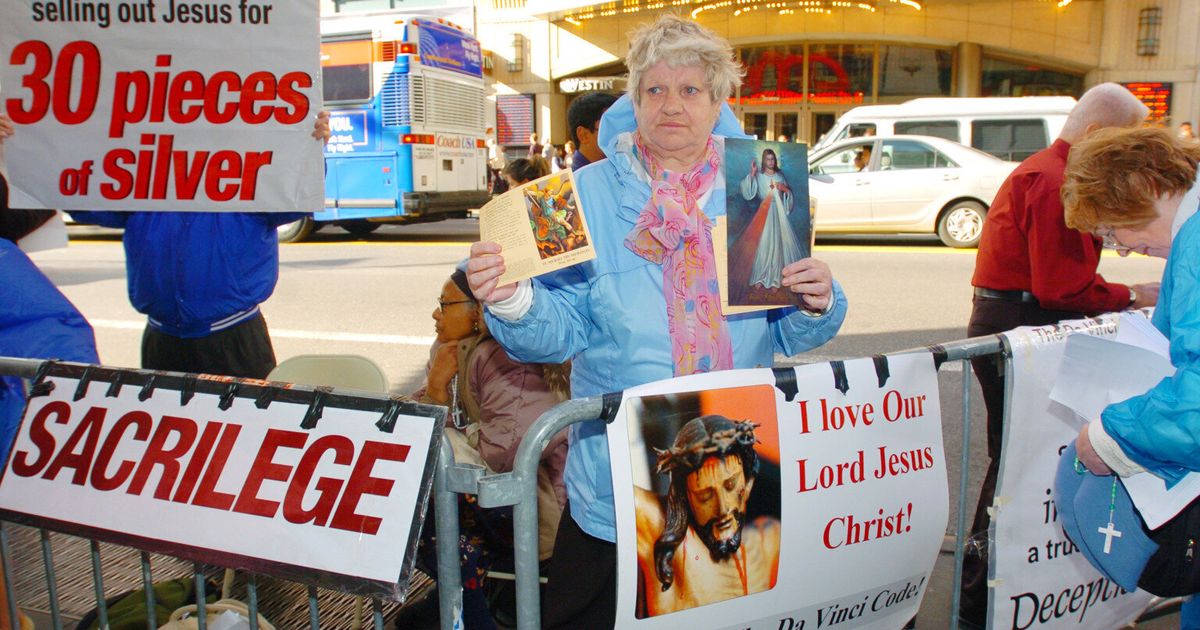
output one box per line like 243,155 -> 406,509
322,36 -> 373,103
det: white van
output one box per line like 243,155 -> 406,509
814,96 -> 1076,162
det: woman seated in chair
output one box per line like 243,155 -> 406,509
413,262 -> 569,629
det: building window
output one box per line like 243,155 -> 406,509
739,45 -> 806,103
981,57 -> 1083,97
807,43 -> 873,101
507,33 -> 525,72
1137,7 -> 1163,56
878,46 -> 952,97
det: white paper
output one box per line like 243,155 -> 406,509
1114,311 -> 1170,360
1050,315 -> 1200,529
1049,332 -> 1173,421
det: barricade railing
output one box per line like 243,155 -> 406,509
0,344 -> 1186,630
433,333 -> 1185,630
0,355 -> 426,630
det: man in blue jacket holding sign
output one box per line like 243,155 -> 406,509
0,111 -> 331,380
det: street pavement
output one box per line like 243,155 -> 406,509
23,221 -> 1179,628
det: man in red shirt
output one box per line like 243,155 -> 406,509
961,83 -> 1158,627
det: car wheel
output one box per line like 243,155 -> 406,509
342,221 -> 381,236
277,216 -> 315,243
937,201 -> 986,248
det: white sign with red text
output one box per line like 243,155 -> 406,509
608,354 -> 948,629
0,0 -> 324,211
990,319 -> 1154,630
0,374 -> 438,596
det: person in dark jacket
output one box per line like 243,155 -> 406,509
0,112 -> 331,379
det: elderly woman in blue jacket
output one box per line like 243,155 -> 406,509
1064,127 -> 1200,624
467,15 -> 847,626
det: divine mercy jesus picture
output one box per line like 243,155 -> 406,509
724,138 -> 813,307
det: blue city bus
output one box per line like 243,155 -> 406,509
281,14 -> 489,241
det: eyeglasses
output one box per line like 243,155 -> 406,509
437,298 -> 473,314
1097,228 -> 1132,254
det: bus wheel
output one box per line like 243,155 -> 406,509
277,217 -> 316,243
342,221 -> 381,236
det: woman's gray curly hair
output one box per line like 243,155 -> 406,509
626,15 -> 744,106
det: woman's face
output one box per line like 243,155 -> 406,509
1107,191 -> 1186,259
432,279 -> 478,343
634,61 -> 722,170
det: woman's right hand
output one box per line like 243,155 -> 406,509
468,241 -> 518,304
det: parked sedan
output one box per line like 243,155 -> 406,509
807,135 -> 1018,247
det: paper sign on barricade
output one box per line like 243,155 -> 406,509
0,363 -> 443,600
608,354 -> 948,629
989,316 -> 1154,629
0,1 -> 324,212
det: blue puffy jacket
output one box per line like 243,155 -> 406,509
1103,206 -> 1200,485
0,239 -> 99,465
485,95 -> 848,541
66,212 -> 302,338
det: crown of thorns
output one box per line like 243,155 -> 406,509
654,420 -> 759,475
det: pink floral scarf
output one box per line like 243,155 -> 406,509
624,134 -> 733,375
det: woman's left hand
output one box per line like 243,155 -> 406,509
782,258 -> 833,313
425,342 -> 459,405
1075,424 -> 1114,475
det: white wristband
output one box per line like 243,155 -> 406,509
1087,418 -> 1145,478
485,279 -> 532,321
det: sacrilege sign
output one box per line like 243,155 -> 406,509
608,354 -> 948,629
0,0 -> 324,211
0,368 -> 441,599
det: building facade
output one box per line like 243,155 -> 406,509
320,0 -> 1199,149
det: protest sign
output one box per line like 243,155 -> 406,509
608,354 -> 947,629
0,364 -> 442,600
989,317 -> 1154,630
0,0 -> 324,212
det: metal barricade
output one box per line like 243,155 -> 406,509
0,356 -> 418,630
433,334 -> 1185,630
0,345 -> 1184,630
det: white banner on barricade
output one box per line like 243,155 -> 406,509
0,364 -> 442,600
0,0 -> 324,212
608,354 -> 948,629
989,316 -> 1154,629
